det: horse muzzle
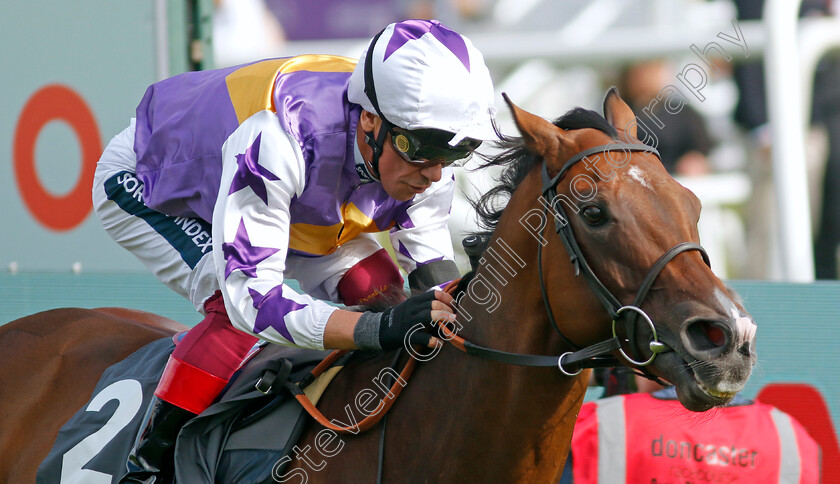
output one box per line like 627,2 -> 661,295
664,309 -> 757,411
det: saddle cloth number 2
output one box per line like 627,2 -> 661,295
59,379 -> 144,484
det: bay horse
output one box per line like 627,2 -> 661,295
0,89 -> 756,483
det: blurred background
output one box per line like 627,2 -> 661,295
2,0 -> 840,476
6,0 -> 840,281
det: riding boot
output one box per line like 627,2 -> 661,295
120,397 -> 196,484
120,291 -> 256,483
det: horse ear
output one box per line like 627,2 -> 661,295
502,93 -> 573,159
603,86 -> 638,140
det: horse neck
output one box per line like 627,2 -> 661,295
400,168 -> 591,481
458,164 -> 590,356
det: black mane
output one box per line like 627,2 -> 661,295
470,107 -> 618,236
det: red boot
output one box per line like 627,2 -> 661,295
121,291 -> 258,482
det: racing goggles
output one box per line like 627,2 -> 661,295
390,127 -> 481,166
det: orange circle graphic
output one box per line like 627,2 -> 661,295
13,84 -> 101,231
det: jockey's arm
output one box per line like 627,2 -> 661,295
214,112 -> 454,351
323,309 -> 363,349
322,291 -> 456,350
214,112 -> 342,350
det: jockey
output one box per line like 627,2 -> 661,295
92,19 -> 496,483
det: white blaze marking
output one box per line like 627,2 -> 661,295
627,165 -> 652,189
731,307 -> 757,343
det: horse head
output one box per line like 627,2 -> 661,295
502,88 -> 756,411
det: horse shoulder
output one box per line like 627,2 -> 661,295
92,307 -> 189,334
0,308 -> 182,482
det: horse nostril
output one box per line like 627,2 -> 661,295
704,324 -> 727,346
686,320 -> 729,352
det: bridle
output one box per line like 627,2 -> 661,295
270,143 -> 712,481
268,142 -> 712,484
440,141 -> 710,378
539,141 -> 710,376
271,142 -> 712,440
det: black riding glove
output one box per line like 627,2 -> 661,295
353,291 -> 440,351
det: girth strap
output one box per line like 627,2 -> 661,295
260,349 -> 417,435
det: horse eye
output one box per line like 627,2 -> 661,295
582,205 -> 606,225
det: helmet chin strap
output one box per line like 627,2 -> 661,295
362,119 -> 392,181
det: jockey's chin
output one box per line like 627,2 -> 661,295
383,182 -> 429,202
382,178 -> 432,202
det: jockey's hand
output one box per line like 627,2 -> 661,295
353,290 -> 456,351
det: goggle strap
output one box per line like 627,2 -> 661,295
371,128 -> 387,177
361,131 -> 381,181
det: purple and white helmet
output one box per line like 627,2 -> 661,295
348,19 -> 497,146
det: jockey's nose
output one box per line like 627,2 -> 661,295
419,163 -> 442,182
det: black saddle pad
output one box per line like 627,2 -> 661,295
36,336 -> 331,484
36,337 -> 175,484
175,345 -> 331,483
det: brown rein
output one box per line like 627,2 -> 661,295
293,238 -> 707,432
292,281 -> 466,434
288,348 -> 416,434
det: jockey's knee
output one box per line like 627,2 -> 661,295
338,249 -> 405,308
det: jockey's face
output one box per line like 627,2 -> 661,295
358,111 -> 444,202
